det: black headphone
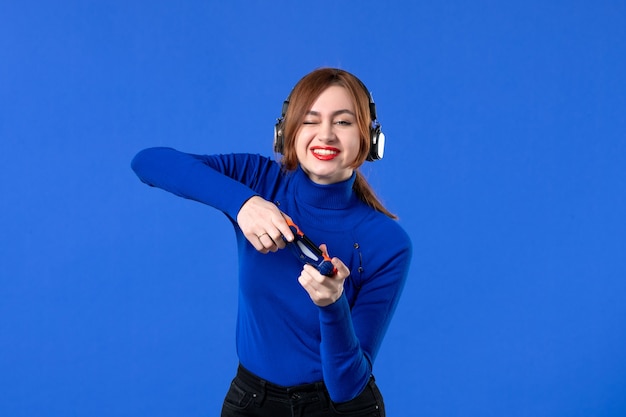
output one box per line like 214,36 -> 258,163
273,78 -> 385,161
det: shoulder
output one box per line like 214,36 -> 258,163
344,207 -> 412,272
358,211 -> 413,276
364,209 -> 412,251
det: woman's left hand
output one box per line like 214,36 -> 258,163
298,244 -> 350,307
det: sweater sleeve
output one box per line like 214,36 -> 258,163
318,294 -> 370,402
131,147 -> 273,219
318,225 -> 412,403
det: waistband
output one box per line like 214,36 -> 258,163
237,365 -> 328,399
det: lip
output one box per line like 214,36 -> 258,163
310,146 -> 340,161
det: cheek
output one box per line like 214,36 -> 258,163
294,134 -> 305,154
293,135 -> 309,163
346,134 -> 363,158
295,129 -> 314,151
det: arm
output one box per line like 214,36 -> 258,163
131,147 -> 259,219
315,233 -> 412,402
131,147 -> 293,247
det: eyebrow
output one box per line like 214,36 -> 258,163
306,109 -> 355,117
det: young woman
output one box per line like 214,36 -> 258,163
131,68 -> 412,417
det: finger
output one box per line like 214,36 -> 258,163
258,232 -> 279,252
299,265 -> 343,307
257,232 -> 270,241
299,267 -> 324,293
277,212 -> 295,242
248,232 -> 269,253
251,238 -> 269,253
297,274 -> 311,295
331,257 -> 349,278
265,229 -> 287,250
303,264 -> 327,284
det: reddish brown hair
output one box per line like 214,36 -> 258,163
278,68 -> 397,219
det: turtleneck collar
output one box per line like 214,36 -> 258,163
292,165 -> 357,210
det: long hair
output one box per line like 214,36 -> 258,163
278,68 -> 397,219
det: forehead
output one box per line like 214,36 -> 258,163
309,85 -> 354,112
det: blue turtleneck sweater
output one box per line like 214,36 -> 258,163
131,147 -> 412,402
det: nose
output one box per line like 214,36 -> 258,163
317,120 -> 336,142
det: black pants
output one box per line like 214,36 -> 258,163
221,365 -> 385,417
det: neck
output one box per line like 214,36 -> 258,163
294,166 -> 357,210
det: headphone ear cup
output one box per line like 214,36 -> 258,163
367,125 -> 385,161
274,118 -> 285,154
274,99 -> 290,154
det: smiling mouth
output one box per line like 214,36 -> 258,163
312,149 -> 338,156
311,148 -> 339,160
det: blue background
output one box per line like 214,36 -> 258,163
2,1 -> 625,416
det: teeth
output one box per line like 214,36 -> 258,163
313,149 -> 337,155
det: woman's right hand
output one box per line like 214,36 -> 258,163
236,196 -> 295,254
